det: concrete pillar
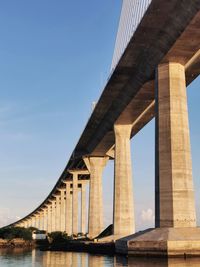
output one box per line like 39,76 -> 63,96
33,215 -> 36,229
35,214 -> 39,229
24,220 -> 28,228
28,219 -> 32,228
26,219 -> 30,228
55,195 -> 61,231
72,173 -> 78,235
81,183 -> 86,234
39,211 -> 44,230
47,204 -> 52,233
37,214 -> 40,230
60,189 -> 66,232
43,209 -> 47,231
30,217 -> 34,228
28,219 -> 32,227
113,124 -> 135,237
32,216 -> 35,228
51,200 -> 56,232
86,157 -> 108,238
156,62 -> 196,227
65,183 -> 72,235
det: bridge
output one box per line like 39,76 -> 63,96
6,0 -> 200,256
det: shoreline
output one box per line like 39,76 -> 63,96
0,238 -> 34,249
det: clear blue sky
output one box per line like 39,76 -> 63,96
0,1 -> 200,231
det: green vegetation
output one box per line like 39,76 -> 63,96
48,231 -> 71,244
0,226 -> 37,241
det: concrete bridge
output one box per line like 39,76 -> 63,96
7,0 -> 200,256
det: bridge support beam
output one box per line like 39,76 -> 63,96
84,157 -> 108,239
51,200 -> 56,232
65,182 -> 72,235
43,209 -> 47,231
55,195 -> 61,231
156,62 -> 196,227
72,173 -> 79,236
113,124 -> 135,237
24,220 -> 28,228
59,189 -> 66,232
39,211 -> 44,230
81,183 -> 86,235
47,204 -> 52,233
31,216 -> 35,228
35,214 -> 40,229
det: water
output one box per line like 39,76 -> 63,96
1,249 -> 200,266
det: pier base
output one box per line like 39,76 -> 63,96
115,227 -> 200,257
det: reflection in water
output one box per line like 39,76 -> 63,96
41,250 -> 113,267
114,255 -> 128,266
0,248 -> 32,267
1,248 -> 200,266
127,257 -> 200,267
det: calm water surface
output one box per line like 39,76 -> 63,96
1,248 -> 200,266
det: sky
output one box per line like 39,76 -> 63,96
0,1 -> 200,231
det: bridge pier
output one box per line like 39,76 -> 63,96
81,182 -> 86,235
84,157 -> 108,239
38,211 -> 42,230
65,182 -> 72,235
59,189 -> 66,232
47,204 -> 52,233
35,215 -> 38,229
55,195 -> 61,231
51,199 -> 56,232
71,172 -> 79,236
43,206 -> 48,231
31,216 -> 35,228
24,220 -> 28,228
113,123 -> 135,238
41,210 -> 45,230
155,62 -> 196,227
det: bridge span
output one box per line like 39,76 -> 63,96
6,0 -> 200,256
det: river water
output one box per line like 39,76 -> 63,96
1,248 -> 200,266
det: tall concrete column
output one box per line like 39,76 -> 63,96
28,220 -> 31,227
37,213 -> 40,230
113,124 -> 135,237
39,211 -> 44,230
24,220 -> 28,228
60,189 -> 66,232
35,214 -> 39,229
81,183 -> 86,234
85,157 -> 108,238
65,183 -> 72,235
32,216 -> 36,228
156,62 -> 196,228
55,195 -> 61,231
51,200 -> 56,232
72,173 -> 78,235
26,219 -> 30,228
43,209 -> 47,231
47,204 -> 52,233
31,216 -> 34,228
